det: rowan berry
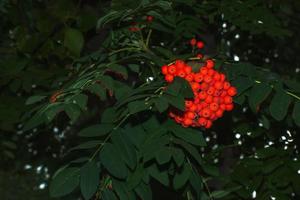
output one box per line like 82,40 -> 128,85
194,73 -> 203,82
147,15 -> 154,22
196,54 -> 203,59
200,82 -> 209,90
185,101 -> 193,107
191,82 -> 200,91
224,96 -> 233,104
200,67 -> 208,75
214,81 -> 223,90
198,91 -> 207,99
177,70 -> 186,78
196,41 -> 204,49
185,74 -> 194,82
201,108 -> 211,118
220,74 -> 226,82
204,76 -> 213,83
225,104 -> 234,111
165,74 -> 174,82
186,111 -> 195,119
184,66 -> 192,74
207,87 -> 215,95
175,60 -> 185,69
190,38 -> 197,46
208,69 -> 215,76
223,81 -> 231,90
189,104 -> 197,112
161,65 -> 168,75
227,87 -> 237,96
206,59 -> 214,68
168,65 -> 176,74
205,95 -> 213,104
213,73 -> 221,81
205,120 -> 213,128
183,118 -> 193,126
209,102 -> 219,111
215,109 -> 223,117
198,118 -> 207,126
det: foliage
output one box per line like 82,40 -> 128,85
1,0 -> 300,200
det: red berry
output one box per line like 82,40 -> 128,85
214,81 -> 223,90
205,95 -> 213,104
183,118 -> 193,126
215,109 -> 223,117
224,96 -> 233,104
207,87 -> 215,95
227,87 -> 237,96
198,118 -> 207,126
161,65 -> 168,74
223,82 -> 231,90
175,60 -> 185,69
177,70 -> 186,78
191,82 -> 200,90
225,104 -> 234,111
206,59 -> 214,68
213,73 -> 221,81
168,65 -> 176,74
198,91 -> 207,100
190,38 -> 197,46
194,73 -> 203,82
205,120 -> 213,128
200,82 -> 209,90
201,108 -> 211,118
209,102 -> 219,111
185,101 -> 193,107
220,74 -> 226,82
186,111 -> 195,119
196,41 -> 204,49
208,69 -> 215,76
185,74 -> 194,82
184,66 -> 192,74
165,74 -> 174,82
204,76 -> 213,83
200,67 -> 208,75
196,54 -> 203,59
147,15 -> 154,22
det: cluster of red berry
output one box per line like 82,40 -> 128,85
129,15 -> 154,32
161,58 -> 237,129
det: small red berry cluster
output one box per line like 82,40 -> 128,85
129,15 -> 154,32
161,59 -> 237,129
190,38 -> 205,59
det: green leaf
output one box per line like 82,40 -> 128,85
127,164 -> 144,189
173,139 -> 203,165
210,187 -> 241,199
232,77 -> 254,95
292,101 -> 300,126
78,124 -> 114,137
128,64 -> 140,73
170,124 -> 206,146
65,103 -> 81,122
165,94 -> 185,111
135,182 -> 152,200
49,167 -> 80,197
25,95 -> 46,105
172,148 -> 185,167
80,161 -> 100,200
155,147 -> 172,165
111,131 -> 137,170
166,77 -> 193,98
248,83 -> 272,112
70,140 -> 102,151
101,108 -> 117,123
128,100 -> 149,114
108,64 -> 128,79
154,96 -> 169,113
71,94 -> 88,110
148,164 -> 169,186
64,28 -> 84,57
113,179 -> 135,200
269,90 -> 292,121
100,143 -> 128,179
173,163 -> 191,190
102,189 -> 118,200
86,84 -> 106,100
